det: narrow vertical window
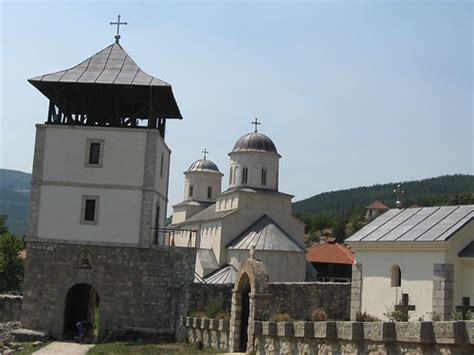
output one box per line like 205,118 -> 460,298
81,195 -> 99,225
189,185 -> 194,198
229,167 -> 233,185
207,186 -> 212,199
242,167 -> 248,184
261,168 -> 267,186
160,152 -> 164,178
89,143 -> 100,164
234,167 -> 239,185
154,204 -> 160,245
390,265 -> 401,287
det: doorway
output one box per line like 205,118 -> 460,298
238,274 -> 251,352
63,283 -> 99,339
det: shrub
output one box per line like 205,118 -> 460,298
355,311 -> 380,322
431,312 -> 441,321
215,311 -> 231,320
204,298 -> 225,318
452,309 -> 471,321
311,308 -> 328,322
190,310 -> 206,318
383,308 -> 410,322
271,313 -> 291,322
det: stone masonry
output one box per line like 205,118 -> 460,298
432,263 -> 454,321
350,263 -> 362,321
21,242 -> 196,339
0,295 -> 22,322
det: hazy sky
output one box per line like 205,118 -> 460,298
1,0 -> 472,211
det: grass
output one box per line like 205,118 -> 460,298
87,341 -> 220,354
14,341 -> 51,355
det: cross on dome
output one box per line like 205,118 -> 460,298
252,118 -> 261,133
202,148 -> 209,160
110,15 -> 127,43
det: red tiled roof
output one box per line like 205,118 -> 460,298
306,241 -> 355,265
366,200 -> 389,210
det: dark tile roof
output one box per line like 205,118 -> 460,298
346,205 -> 474,242
174,204 -> 237,225
226,215 -> 305,252
459,241 -> 474,257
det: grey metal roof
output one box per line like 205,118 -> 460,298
459,241 -> 474,257
346,205 -> 474,242
177,204 -> 237,225
29,43 -> 170,86
231,132 -> 279,155
185,159 -> 221,174
197,249 -> 219,271
227,215 -> 305,252
172,200 -> 213,208
221,186 -> 293,198
202,264 -> 237,284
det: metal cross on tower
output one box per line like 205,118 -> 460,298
393,183 -> 405,208
202,148 -> 209,160
110,15 -> 127,43
252,118 -> 261,133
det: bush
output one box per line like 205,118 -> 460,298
431,312 -> 441,321
0,232 -> 25,293
311,308 -> 328,322
384,308 -> 410,322
190,310 -> 206,318
215,311 -> 231,320
204,298 -> 225,319
271,313 -> 291,322
355,311 -> 380,322
452,309 -> 471,321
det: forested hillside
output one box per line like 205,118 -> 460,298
0,169 -> 31,235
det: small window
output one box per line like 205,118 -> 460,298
189,185 -> 194,198
81,195 -> 99,225
84,138 -> 104,168
261,168 -> 267,186
207,186 -> 212,199
160,152 -> 164,178
390,265 -> 401,287
229,167 -> 233,185
242,167 -> 248,184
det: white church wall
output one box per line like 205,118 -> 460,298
228,151 -> 279,190
184,171 -> 222,202
37,185 -> 141,244
445,221 -> 474,306
356,248 -> 444,321
42,125 -> 147,186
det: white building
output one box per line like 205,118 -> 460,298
346,205 -> 474,321
170,129 -> 308,283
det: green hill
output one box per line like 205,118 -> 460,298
293,174 -> 474,217
0,169 -> 31,235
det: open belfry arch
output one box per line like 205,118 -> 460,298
229,255 -> 271,352
21,20 -> 197,339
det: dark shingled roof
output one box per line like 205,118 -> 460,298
227,215 -> 305,252
175,204 -> 237,225
346,205 -> 474,242
231,132 -> 279,155
459,241 -> 474,258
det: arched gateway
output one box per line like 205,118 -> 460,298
229,257 -> 270,352
63,283 -> 100,339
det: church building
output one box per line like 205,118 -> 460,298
346,205 -> 474,321
21,27 -> 196,339
170,123 -> 308,283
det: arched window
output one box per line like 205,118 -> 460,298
229,167 -> 233,185
160,152 -> 164,178
242,167 -> 248,184
207,186 -> 212,199
390,265 -> 401,287
261,168 -> 267,186
188,185 -> 194,198
234,166 -> 239,185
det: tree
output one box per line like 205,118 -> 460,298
313,213 -> 331,236
0,215 -> 25,293
332,215 -> 348,243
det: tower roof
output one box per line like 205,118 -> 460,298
185,159 -> 222,174
230,132 -> 279,155
29,42 -> 182,125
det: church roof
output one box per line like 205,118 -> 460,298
366,200 -> 389,210
459,241 -> 474,258
176,204 -> 237,225
185,159 -> 222,174
202,264 -> 237,284
221,186 -> 293,198
197,249 -> 219,271
227,215 -> 305,252
231,132 -> 279,155
346,205 -> 474,243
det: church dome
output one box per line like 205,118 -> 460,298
231,132 -> 278,155
185,159 -> 221,173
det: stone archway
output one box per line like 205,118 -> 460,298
63,283 -> 100,340
229,258 -> 270,352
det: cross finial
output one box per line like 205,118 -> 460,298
202,148 -> 209,160
393,183 -> 405,208
110,15 -> 127,44
252,118 -> 261,133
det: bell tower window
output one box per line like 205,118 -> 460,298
261,168 -> 267,186
84,138 -> 104,168
207,186 -> 212,199
229,167 -> 233,185
242,167 -> 248,184
189,185 -> 194,198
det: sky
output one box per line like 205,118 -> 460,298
1,0 -> 472,211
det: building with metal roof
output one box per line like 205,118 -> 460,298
346,205 -> 474,322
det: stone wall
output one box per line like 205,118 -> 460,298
21,242 -> 196,339
266,282 -> 350,321
183,317 -> 474,354
432,263 -> 454,321
182,317 -> 230,352
0,295 -> 22,322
